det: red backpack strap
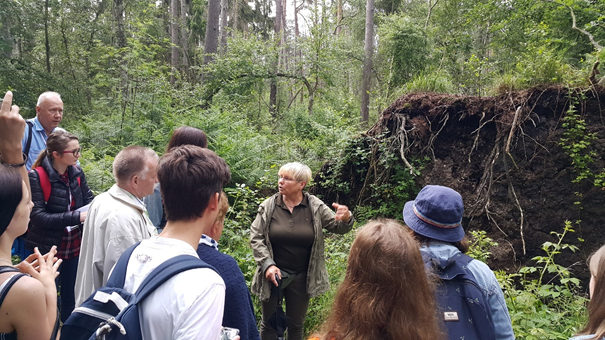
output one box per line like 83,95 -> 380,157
34,167 -> 51,203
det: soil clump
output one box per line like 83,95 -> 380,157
311,85 -> 605,283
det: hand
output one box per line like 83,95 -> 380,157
265,265 -> 281,287
20,250 -> 60,274
332,203 -> 352,222
79,211 -> 88,222
0,91 -> 26,164
16,246 -> 62,284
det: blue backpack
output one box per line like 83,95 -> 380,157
60,242 -> 216,340
422,252 -> 496,340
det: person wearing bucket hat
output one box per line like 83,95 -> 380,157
403,185 -> 515,340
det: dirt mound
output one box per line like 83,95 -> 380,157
312,85 -> 605,282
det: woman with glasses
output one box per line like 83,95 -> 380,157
250,162 -> 354,340
27,130 -> 93,322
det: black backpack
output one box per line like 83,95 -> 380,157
422,252 -> 496,340
60,242 -> 216,340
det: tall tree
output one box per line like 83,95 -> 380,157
170,0 -> 179,84
219,0 -> 228,53
44,0 -> 50,73
180,0 -> 189,72
269,0 -> 283,114
360,0 -> 374,125
203,0 -> 221,64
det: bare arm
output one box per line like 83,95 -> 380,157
12,247 -> 62,339
0,91 -> 29,192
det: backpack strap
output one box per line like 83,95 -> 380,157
0,266 -> 19,275
23,120 -> 33,160
33,167 -> 51,203
0,273 -> 27,307
422,251 -> 475,280
105,242 -> 142,289
132,255 -> 216,304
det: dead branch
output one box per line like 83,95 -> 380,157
505,107 -> 522,168
396,116 -> 417,174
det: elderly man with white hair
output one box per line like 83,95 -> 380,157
74,146 -> 159,307
22,91 -> 66,170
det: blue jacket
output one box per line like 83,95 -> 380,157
421,243 -> 515,340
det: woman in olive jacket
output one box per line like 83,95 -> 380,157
250,162 -> 354,340
26,130 -> 93,322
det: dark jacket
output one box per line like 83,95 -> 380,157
26,156 -> 94,253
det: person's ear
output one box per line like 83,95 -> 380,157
132,174 -> 139,187
35,105 -> 41,115
299,181 -> 307,190
52,151 -> 60,159
207,192 -> 219,211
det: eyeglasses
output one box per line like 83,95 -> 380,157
61,148 -> 82,157
278,175 -> 297,182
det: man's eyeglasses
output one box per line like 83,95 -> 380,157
62,148 -> 82,157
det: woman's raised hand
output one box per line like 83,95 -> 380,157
0,91 -> 25,163
332,203 -> 352,223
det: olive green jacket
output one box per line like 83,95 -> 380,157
250,193 -> 354,302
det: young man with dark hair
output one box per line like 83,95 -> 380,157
120,145 -> 232,339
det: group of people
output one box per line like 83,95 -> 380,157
1,89 -> 605,340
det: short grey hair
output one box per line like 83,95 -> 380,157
279,162 -> 312,184
37,91 -> 62,106
112,146 -> 158,183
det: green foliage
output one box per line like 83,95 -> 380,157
403,70 -> 456,94
468,230 -> 498,263
501,221 -> 587,340
559,94 -> 598,184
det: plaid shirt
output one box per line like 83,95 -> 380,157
58,171 -> 81,259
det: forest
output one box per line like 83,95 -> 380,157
3,0 -> 605,337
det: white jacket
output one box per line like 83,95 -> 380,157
74,184 -> 157,307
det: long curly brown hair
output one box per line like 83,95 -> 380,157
316,219 -> 444,340
576,244 -> 605,340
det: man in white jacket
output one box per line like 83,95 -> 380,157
74,146 -> 159,307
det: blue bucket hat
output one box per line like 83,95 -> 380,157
403,185 -> 465,243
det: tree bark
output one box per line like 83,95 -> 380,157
232,0 -> 239,31
336,0 -> 342,34
44,0 -> 51,73
269,0 -> 284,115
219,0 -> 228,53
170,0 -> 179,84
360,0 -> 374,126
203,0 -> 221,64
180,0 -> 189,72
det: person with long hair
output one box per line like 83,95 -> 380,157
570,244 -> 605,340
311,219 -> 443,340
27,130 -> 94,322
250,162 -> 354,340
0,91 -> 62,339
144,126 -> 208,232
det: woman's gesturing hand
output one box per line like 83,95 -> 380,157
0,91 -> 25,162
332,203 -> 352,223
17,246 -> 62,284
265,265 -> 282,287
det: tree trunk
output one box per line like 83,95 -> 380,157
269,0 -> 283,115
336,0 -> 342,35
114,0 -> 128,100
180,0 -> 189,73
360,0 -> 374,126
44,0 -> 50,73
232,0 -> 239,31
219,0 -> 228,53
203,0 -> 221,64
170,0 -> 179,84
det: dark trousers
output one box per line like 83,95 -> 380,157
57,256 -> 79,323
260,272 -> 310,340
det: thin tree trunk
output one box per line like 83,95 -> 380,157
336,0 -> 342,34
269,0 -> 283,115
232,0 -> 239,31
114,0 -> 128,100
203,0 -> 221,64
180,0 -> 189,73
44,0 -> 51,73
360,0 -> 374,126
170,0 -> 179,84
219,0 -> 228,53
